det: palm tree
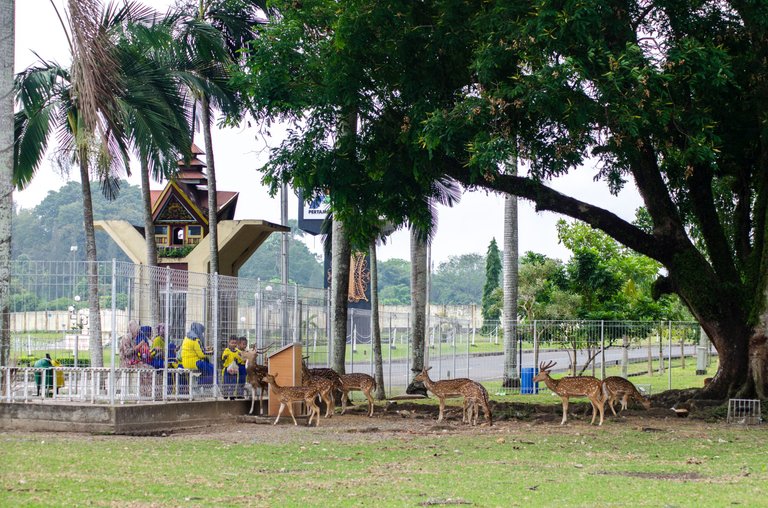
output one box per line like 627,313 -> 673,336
0,0 -> 14,369
406,226 -> 428,396
172,0 -> 268,275
502,157 -> 520,388
14,1 -> 192,366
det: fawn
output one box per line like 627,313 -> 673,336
601,376 -> 650,415
460,380 -> 492,426
241,346 -> 271,415
413,367 -> 473,422
339,373 -> 377,417
532,361 -> 605,426
261,373 -> 321,426
301,360 -> 338,418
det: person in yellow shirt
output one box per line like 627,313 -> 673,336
221,335 -> 241,399
180,322 -> 213,385
150,323 -> 166,369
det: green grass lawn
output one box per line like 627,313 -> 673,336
1,421 -> 766,507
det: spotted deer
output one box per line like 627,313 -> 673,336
460,380 -> 492,426
261,373 -> 321,426
241,345 -> 272,415
413,367 -> 473,422
300,360 -> 338,418
532,361 -> 605,426
339,373 -> 377,417
601,376 -> 650,415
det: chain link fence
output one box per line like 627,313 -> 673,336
2,260 -> 713,403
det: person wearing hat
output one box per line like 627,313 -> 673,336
33,353 -> 54,396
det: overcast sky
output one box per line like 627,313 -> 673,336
13,1 -> 644,266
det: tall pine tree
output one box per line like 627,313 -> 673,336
481,238 -> 502,332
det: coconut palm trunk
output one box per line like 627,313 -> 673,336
370,240 -> 385,399
79,156 -> 104,368
502,159 -> 519,388
406,227 -> 428,395
0,0 -> 14,369
201,95 -> 219,275
331,218 -> 351,373
140,157 -> 161,328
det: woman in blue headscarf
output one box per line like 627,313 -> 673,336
180,322 -> 213,384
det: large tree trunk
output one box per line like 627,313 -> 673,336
0,0 -> 14,369
79,161 -> 103,368
370,240 -> 386,399
406,227 -> 428,395
330,218 -> 351,373
140,157 -> 161,329
502,157 -> 519,388
201,95 -> 219,275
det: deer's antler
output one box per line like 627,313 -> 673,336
539,360 -> 556,372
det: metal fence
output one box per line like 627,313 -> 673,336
3,260 -> 714,403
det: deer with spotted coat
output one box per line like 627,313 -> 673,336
261,373 -> 321,426
532,361 -> 605,426
240,344 -> 272,415
413,367 -> 474,423
601,376 -> 651,415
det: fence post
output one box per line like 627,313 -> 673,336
533,320 -> 539,372
109,259 -> 117,405
668,320 -> 673,390
212,273 -> 219,398
388,313 -> 392,396
163,267 -> 171,402
600,320 -> 605,380
293,283 -> 299,344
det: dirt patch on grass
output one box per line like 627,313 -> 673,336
594,470 -> 706,481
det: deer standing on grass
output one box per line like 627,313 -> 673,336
532,361 -> 605,426
460,380 -> 492,426
261,373 -> 321,426
240,345 -> 272,415
339,373 -> 377,417
601,376 -> 651,415
301,359 -> 339,418
413,367 -> 473,423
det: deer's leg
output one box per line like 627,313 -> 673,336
365,389 -> 374,417
341,390 -> 348,415
560,397 -> 569,425
309,399 -> 320,426
589,399 -> 598,424
249,385 -> 257,415
595,395 -> 605,426
620,393 -> 629,412
287,401 -> 298,426
274,402 -> 286,425
323,389 -> 334,418
438,398 -> 446,422
607,394 -> 617,416
259,385 -> 265,415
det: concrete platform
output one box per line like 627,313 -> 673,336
0,399 -> 261,435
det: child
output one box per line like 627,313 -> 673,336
221,335 -> 241,399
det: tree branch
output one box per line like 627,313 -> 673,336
444,164 -> 665,263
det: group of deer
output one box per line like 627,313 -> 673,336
239,347 -> 376,427
533,360 -> 651,426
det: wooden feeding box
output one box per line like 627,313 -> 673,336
267,342 -> 303,417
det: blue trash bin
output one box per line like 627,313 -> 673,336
521,367 -> 539,394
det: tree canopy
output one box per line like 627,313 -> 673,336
239,0 -> 768,398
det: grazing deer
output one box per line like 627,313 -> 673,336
601,376 -> 651,415
339,373 -> 377,417
413,367 -> 473,423
261,373 -> 321,426
240,345 -> 272,415
460,380 -> 492,426
301,360 -> 338,418
532,361 -> 605,426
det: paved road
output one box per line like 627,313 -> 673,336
341,344 -> 707,391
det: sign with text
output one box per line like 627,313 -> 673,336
298,190 -> 330,235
